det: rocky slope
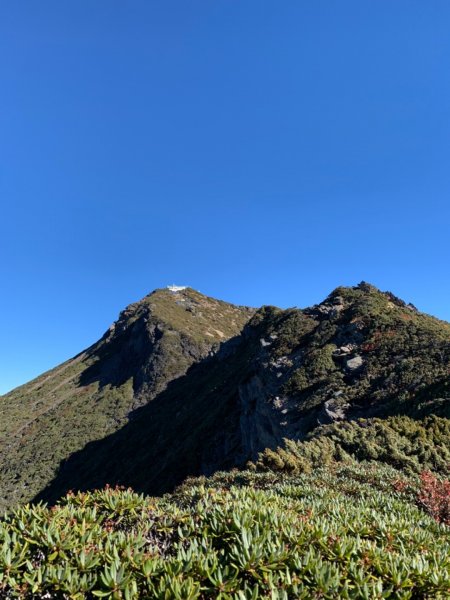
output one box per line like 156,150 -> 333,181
1,282 -> 449,509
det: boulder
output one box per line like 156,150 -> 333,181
346,355 -> 363,370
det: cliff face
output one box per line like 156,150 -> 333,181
1,283 -> 449,509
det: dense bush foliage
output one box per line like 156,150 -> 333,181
1,464 -> 449,599
254,415 -> 450,476
417,471 -> 450,526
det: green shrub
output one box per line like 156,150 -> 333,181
254,415 -> 450,476
0,465 -> 449,599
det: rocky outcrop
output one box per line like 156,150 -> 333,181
318,397 -> 350,424
345,355 -> 364,371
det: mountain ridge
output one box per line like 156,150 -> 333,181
1,282 -> 449,509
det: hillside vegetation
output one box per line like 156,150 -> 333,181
0,282 -> 449,598
33,283 -> 450,507
0,289 -> 253,509
0,282 -> 449,511
0,464 -> 449,599
254,414 -> 450,476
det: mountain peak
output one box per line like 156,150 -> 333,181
317,281 -> 421,316
0,285 -> 254,508
1,282 -> 449,509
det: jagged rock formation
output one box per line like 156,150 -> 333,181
0,282 -> 449,508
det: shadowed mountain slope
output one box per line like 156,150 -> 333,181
0,288 -> 254,509
29,282 -> 450,506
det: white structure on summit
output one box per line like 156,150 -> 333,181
167,284 -> 187,292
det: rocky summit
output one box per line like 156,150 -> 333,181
0,282 -> 449,509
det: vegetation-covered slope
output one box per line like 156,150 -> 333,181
255,414 -> 450,476
30,283 -> 449,506
1,282 -> 449,598
0,464 -> 449,599
1,282 -> 449,510
0,288 -> 253,509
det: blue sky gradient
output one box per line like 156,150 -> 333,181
1,1 -> 449,394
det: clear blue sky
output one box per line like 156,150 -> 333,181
1,1 -> 449,394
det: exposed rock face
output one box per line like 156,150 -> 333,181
1,282 -> 449,509
318,397 -> 350,424
237,376 -> 304,461
336,345 -> 354,355
346,356 -> 364,371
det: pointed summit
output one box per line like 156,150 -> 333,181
0,287 -> 253,508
